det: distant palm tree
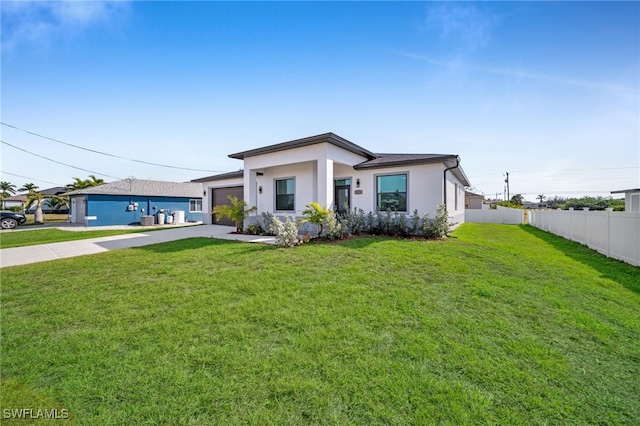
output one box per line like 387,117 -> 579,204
25,190 -> 44,223
19,182 -> 39,193
66,175 -> 105,191
47,195 -> 70,213
537,194 -> 546,203
1,181 -> 17,199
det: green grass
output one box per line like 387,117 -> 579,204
0,228 -> 156,249
1,223 -> 638,425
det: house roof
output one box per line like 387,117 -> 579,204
355,153 -> 471,186
228,133 -> 378,160
354,153 -> 457,169
465,191 -> 483,198
40,186 -> 67,196
2,194 -> 27,202
611,188 -> 640,194
191,170 -> 244,183
64,179 -> 203,198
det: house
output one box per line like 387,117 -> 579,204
611,188 -> 640,212
2,186 -> 68,212
523,201 -> 549,209
194,133 -> 470,228
65,179 -> 203,226
1,194 -> 27,210
465,191 -> 484,209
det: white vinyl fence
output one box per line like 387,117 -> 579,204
465,206 -> 524,225
529,208 -> 640,267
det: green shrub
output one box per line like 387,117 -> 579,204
273,214 -> 299,248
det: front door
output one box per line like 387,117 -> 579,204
334,179 -> 351,215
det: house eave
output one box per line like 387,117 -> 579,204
228,133 -> 378,161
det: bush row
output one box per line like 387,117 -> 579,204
255,204 -> 453,248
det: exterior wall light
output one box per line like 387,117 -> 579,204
356,178 -> 360,188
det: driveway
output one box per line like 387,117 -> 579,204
0,225 -> 276,268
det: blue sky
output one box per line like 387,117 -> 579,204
1,1 -> 638,200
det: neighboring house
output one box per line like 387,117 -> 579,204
611,188 -> 640,212
523,201 -> 549,209
2,186 -> 68,212
465,191 -> 484,209
29,186 -> 69,213
64,179 -> 203,226
1,194 -> 27,210
194,133 -> 470,227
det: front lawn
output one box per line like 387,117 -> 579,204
0,228 -> 155,249
1,224 -> 638,424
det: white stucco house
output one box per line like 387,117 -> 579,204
193,133 -> 470,227
611,188 -> 640,212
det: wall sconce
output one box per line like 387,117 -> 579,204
356,178 -> 360,188
203,190 -> 207,196
258,186 -> 263,194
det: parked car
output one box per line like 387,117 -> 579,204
1,211 -> 27,229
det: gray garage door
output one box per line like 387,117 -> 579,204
211,186 -> 244,226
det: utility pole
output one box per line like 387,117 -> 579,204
505,172 -> 510,201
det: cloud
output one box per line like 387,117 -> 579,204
398,52 -> 638,101
424,3 -> 496,50
1,0 -> 130,52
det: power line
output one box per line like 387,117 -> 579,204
0,171 -> 64,186
1,140 -> 122,180
1,122 -> 226,173
469,166 -> 639,179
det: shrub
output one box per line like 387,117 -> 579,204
410,209 -> 421,236
343,208 -> 366,235
321,212 -> 345,240
260,212 -> 277,236
427,204 -> 452,239
244,223 -> 263,235
301,202 -> 329,236
273,214 -> 299,248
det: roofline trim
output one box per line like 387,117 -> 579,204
228,133 -> 378,160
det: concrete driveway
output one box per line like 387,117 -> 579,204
0,225 -> 275,268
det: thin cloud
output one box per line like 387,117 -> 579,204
424,3 -> 496,50
1,0 -> 130,52
399,52 -> 638,100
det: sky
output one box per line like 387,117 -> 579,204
1,1 -> 639,201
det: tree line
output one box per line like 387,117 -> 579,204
0,176 -> 105,223
496,193 -> 625,211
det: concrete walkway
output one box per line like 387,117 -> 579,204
0,225 -> 276,268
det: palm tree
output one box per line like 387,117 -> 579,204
212,195 -> 256,233
19,182 -> 39,193
1,181 -> 17,198
537,194 -> 546,204
47,195 -> 70,213
301,202 -> 330,236
87,175 -> 105,186
66,175 -> 105,191
25,190 -> 44,223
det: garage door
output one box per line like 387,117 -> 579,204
211,186 -> 244,226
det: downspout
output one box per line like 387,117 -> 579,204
443,156 -> 460,209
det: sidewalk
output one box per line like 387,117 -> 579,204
0,225 -> 276,268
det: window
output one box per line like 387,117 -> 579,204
189,199 -> 202,212
376,174 -> 407,211
275,178 -> 295,211
455,183 -> 459,210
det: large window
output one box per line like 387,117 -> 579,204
275,178 -> 295,211
376,174 -> 407,211
190,199 -> 202,212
